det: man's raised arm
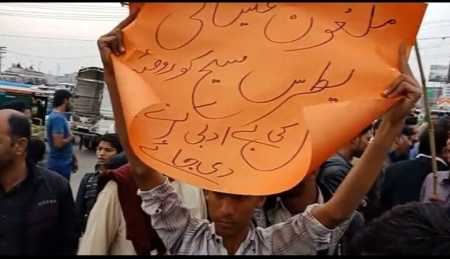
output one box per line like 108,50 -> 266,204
97,9 -> 165,191
312,44 -> 422,229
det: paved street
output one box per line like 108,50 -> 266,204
69,147 -> 97,198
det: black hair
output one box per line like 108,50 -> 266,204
418,123 -> 448,156
349,202 -> 450,255
27,137 -> 46,164
436,115 -> 450,132
359,124 -> 373,136
53,89 -> 72,108
402,126 -> 416,137
405,116 -> 418,126
372,119 -> 382,136
0,100 -> 31,113
105,152 -> 128,170
8,114 -> 31,141
97,133 -> 123,153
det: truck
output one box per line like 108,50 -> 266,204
70,67 -> 115,150
0,80 -> 53,139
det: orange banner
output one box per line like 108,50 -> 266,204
112,3 -> 426,195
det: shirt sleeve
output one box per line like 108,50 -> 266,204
169,181 -> 208,220
317,166 -> 347,200
77,181 -> 121,255
138,179 -> 205,254
50,116 -> 67,135
262,203 -> 352,255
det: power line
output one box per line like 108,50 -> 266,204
0,34 -> 96,42
0,3 -> 126,13
418,36 -> 450,41
0,5 -> 127,16
0,13 -> 122,21
0,3 -> 124,9
421,20 -> 450,26
7,49 -> 98,60
0,10 -> 124,19
0,11 -> 125,21
0,3 -> 125,10
0,6 -> 125,15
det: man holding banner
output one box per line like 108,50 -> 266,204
97,4 -> 423,254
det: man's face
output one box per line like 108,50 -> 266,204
64,98 -> 73,112
409,126 -> 419,145
23,109 -> 32,120
354,130 -> 372,158
96,140 -> 118,165
0,115 -> 16,171
205,191 -> 265,238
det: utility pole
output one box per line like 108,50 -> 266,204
414,41 -> 439,197
0,46 -> 7,72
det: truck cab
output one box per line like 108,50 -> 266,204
71,67 -> 115,150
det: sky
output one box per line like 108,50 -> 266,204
0,2 -> 450,78
0,3 -> 128,75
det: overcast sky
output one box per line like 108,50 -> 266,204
1,2 -> 450,78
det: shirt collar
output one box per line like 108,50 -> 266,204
273,185 -> 325,217
0,162 -> 37,195
209,221 -> 255,245
416,153 -> 448,167
335,152 -> 353,166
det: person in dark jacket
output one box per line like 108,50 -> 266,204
315,125 -> 373,252
317,125 -> 372,202
0,101 -> 47,168
0,109 -> 80,255
388,126 -> 417,163
349,202 -> 450,255
28,137 -> 47,167
76,133 -> 123,232
379,124 -> 449,214
256,172 -> 363,255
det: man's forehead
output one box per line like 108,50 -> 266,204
0,109 -> 23,118
98,140 -> 114,147
0,109 -> 26,133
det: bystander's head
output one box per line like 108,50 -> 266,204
350,202 -> 450,255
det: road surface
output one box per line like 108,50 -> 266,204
70,147 -> 97,198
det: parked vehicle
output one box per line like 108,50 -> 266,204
70,67 -> 115,150
0,82 -> 53,139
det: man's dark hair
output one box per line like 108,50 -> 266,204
372,119 -> 382,135
27,137 -> 46,164
436,115 -> 450,132
97,133 -> 123,153
105,152 -> 128,170
0,100 -> 30,113
53,89 -> 72,108
402,126 -> 416,137
418,123 -> 448,156
349,202 -> 450,255
405,116 -> 418,126
8,114 -> 31,141
359,125 -> 373,136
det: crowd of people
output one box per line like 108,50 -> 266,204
1,11 -> 450,256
